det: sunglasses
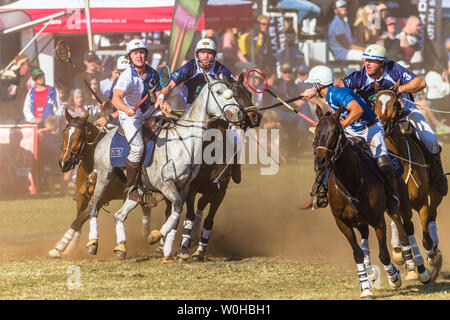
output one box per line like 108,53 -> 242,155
260,22 -> 268,26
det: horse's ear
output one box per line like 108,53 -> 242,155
391,79 -> 401,94
334,106 -> 344,119
82,108 -> 90,122
374,80 -> 381,92
315,104 -> 323,119
65,108 -> 73,122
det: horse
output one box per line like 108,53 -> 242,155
86,73 -> 248,261
312,106 -> 418,298
175,75 -> 261,262
373,80 -> 443,281
47,109 -> 169,259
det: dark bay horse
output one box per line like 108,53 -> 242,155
313,106 -> 408,298
48,109 -> 168,258
373,80 -> 443,281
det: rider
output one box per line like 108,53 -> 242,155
112,39 -> 170,202
335,44 -> 447,196
300,65 -> 400,214
154,38 -> 242,184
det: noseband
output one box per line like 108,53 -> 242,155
61,121 -> 88,166
315,118 -> 348,170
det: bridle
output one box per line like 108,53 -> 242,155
375,89 -> 401,138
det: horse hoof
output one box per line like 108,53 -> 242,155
391,249 -> 404,265
191,250 -> 205,262
418,268 -> 432,284
86,239 -> 98,255
388,273 -> 402,289
176,250 -> 190,262
405,270 -> 419,281
162,256 -> 175,264
367,266 -> 379,283
114,243 -> 127,260
148,230 -> 162,245
360,289 -> 374,299
47,248 -> 61,259
428,250 -> 443,282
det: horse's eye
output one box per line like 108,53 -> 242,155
216,89 -> 223,95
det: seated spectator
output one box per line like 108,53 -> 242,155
378,17 -> 403,61
219,28 -> 249,75
23,69 -> 61,128
67,88 -> 88,118
353,5 -> 380,46
277,0 -> 321,35
277,27 -> 304,67
376,1 -> 389,33
74,50 -> 103,103
397,15 -> 422,64
54,82 -> 68,131
84,77 -> 105,122
328,0 -> 365,61
424,61 -> 450,132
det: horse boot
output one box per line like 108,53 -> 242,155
377,155 -> 400,215
429,147 -> 448,196
125,159 -> 143,203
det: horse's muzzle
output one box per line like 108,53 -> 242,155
59,159 -> 73,173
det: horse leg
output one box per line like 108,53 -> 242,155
86,169 -> 112,255
113,197 -> 140,260
425,201 -> 442,282
357,224 -> 379,284
154,199 -> 171,256
177,186 -> 199,262
334,217 -> 372,298
374,218 -> 402,289
191,193 -> 209,245
389,221 -> 404,265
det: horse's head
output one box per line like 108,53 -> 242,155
59,108 -> 89,172
230,73 -> 262,129
313,106 -> 345,171
373,79 -> 401,128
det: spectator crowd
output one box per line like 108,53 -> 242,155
1,0 -> 450,194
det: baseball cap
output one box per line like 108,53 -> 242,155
296,64 -> 309,75
84,50 -> 100,62
386,17 -> 396,25
335,0 -> 347,8
31,68 -> 45,80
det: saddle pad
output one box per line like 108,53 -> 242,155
110,128 -> 159,168
350,145 -> 404,182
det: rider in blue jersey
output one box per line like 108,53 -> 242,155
155,38 -> 241,184
335,44 -> 447,196
300,65 -> 399,214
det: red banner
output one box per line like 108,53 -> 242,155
0,125 -> 38,194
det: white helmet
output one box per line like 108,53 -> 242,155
363,44 -> 388,61
126,39 -> 148,55
195,38 -> 217,54
305,65 -> 335,86
116,55 -> 130,70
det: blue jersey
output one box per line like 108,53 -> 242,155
343,60 -> 417,111
326,85 -> 377,132
171,59 -> 236,104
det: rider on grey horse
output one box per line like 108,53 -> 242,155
112,39 -> 172,202
154,38 -> 242,184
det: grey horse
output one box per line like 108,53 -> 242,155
86,74 -> 245,260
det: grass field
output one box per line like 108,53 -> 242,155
1,156 -> 450,300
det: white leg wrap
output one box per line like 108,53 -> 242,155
402,244 -> 416,271
390,221 -> 401,249
55,228 -> 75,252
357,263 -> 372,290
428,221 -> 439,247
89,217 -> 98,240
408,235 -> 424,266
384,263 -> 397,277
64,231 -> 81,255
160,212 -> 180,236
201,229 -> 212,240
361,239 -> 371,267
163,229 -> 177,257
142,214 -> 150,225
116,221 -> 126,244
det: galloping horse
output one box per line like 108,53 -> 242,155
313,106 -> 410,298
48,109 -> 167,259
373,80 -> 443,281
176,75 -> 261,262
87,74 -> 248,261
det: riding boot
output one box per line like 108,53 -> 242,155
430,149 -> 448,196
231,164 -> 241,184
377,156 -> 400,215
125,159 -> 143,203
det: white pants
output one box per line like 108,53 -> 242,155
344,120 -> 388,159
119,108 -> 161,163
403,108 -> 440,154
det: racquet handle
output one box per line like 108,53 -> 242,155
132,86 -> 157,112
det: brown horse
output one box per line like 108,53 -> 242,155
313,106 -> 411,298
373,81 -> 443,281
48,109 -> 169,258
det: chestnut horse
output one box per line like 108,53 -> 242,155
48,109 -> 168,258
373,80 -> 443,281
313,106 -> 408,298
